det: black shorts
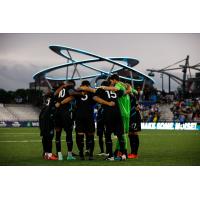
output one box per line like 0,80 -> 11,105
75,117 -> 95,134
129,111 -> 141,132
54,108 -> 73,132
104,111 -> 124,136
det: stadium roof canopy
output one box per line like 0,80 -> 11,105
33,45 -> 155,84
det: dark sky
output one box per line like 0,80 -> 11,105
0,33 -> 200,91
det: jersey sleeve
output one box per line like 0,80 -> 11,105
94,88 -> 104,98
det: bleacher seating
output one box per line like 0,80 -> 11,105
0,104 -> 39,121
159,103 -> 174,122
0,104 -> 17,121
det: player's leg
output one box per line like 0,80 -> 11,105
97,119 -> 105,155
55,127 -> 63,160
128,111 -> 141,159
104,122 -> 114,160
63,111 -> 75,160
85,135 -> 90,156
76,132 -> 85,160
87,132 -> 95,160
115,116 -> 129,150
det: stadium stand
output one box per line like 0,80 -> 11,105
0,104 -> 17,121
0,104 -> 40,121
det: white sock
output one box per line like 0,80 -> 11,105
68,152 -> 72,156
58,152 -> 62,156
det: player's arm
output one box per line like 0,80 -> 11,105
79,86 -> 96,93
68,89 -> 83,96
93,96 -> 115,107
55,96 -> 74,108
100,86 -> 119,92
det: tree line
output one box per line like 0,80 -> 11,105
0,88 -> 43,107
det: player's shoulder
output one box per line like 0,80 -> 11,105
95,88 -> 105,95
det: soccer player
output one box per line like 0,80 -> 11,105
54,80 -> 76,160
73,80 -> 97,160
103,74 -> 132,159
39,89 -> 57,160
128,89 -> 141,159
93,80 -> 126,160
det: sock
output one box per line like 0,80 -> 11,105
86,136 -> 90,151
129,134 -> 139,154
66,131 -> 73,152
116,134 -> 128,151
98,134 -> 104,153
87,135 -> 94,157
105,133 -> 113,157
76,134 -> 84,156
132,134 -> 139,155
42,137 -> 47,153
117,135 -> 125,154
55,130 -> 62,153
68,152 -> 72,156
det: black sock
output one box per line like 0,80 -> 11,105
42,137 -> 47,153
117,135 -> 125,154
76,134 -> 84,156
87,135 -> 94,157
105,133 -> 113,157
86,136 -> 89,151
98,134 -> 104,153
129,134 -> 134,154
66,131 -> 73,152
55,130 -> 62,153
131,135 -> 139,154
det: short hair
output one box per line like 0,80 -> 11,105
109,74 -> 120,81
81,80 -> 90,86
101,80 -> 110,86
67,80 -> 76,86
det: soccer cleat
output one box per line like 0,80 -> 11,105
105,157 -> 114,161
114,156 -> 122,161
44,154 -> 58,160
121,154 -> 127,161
67,155 -> 76,160
128,154 -> 138,159
97,152 -> 107,156
57,152 -> 63,160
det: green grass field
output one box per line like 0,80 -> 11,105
0,128 -> 200,166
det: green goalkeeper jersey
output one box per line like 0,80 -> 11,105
115,82 -> 131,119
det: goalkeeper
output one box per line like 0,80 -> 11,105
104,74 -> 135,158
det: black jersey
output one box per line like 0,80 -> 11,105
95,88 -> 124,114
95,88 -> 124,135
74,92 -> 96,119
39,92 -> 55,137
56,86 -> 75,110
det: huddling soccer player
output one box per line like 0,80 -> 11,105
128,90 -> 141,159
102,75 -> 132,160
54,80 -> 76,160
39,89 -> 57,160
73,80 -> 97,160
93,80 -> 126,161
